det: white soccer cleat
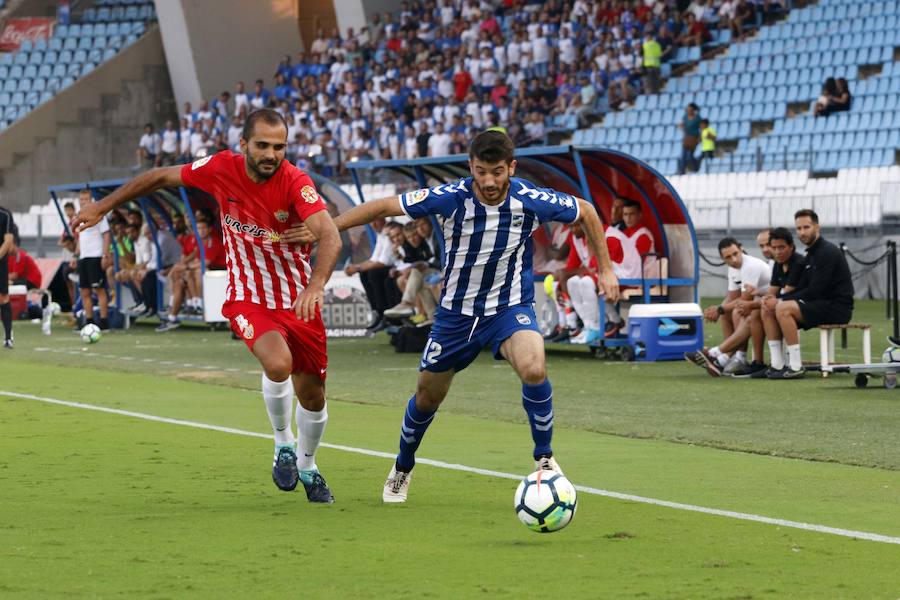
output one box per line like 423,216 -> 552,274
535,455 -> 564,476
383,464 -> 412,503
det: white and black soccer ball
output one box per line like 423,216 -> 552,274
514,470 -> 577,533
883,346 -> 900,363
80,323 -> 101,344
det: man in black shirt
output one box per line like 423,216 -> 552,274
384,221 -> 438,320
0,205 -> 16,348
752,227 -> 804,378
770,210 -> 853,379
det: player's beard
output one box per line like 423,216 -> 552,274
247,155 -> 281,181
475,178 -> 509,205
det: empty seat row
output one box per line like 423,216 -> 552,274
80,4 -> 155,24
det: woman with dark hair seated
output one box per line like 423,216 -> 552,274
813,77 -> 838,117
829,78 -> 852,113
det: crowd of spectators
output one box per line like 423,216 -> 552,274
138,0 -> 788,177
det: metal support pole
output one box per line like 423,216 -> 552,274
892,241 -> 899,339
886,241 -> 892,320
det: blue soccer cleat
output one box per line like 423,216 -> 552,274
272,446 -> 299,492
300,469 -> 334,504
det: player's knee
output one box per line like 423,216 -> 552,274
519,363 -> 547,386
262,356 -> 293,381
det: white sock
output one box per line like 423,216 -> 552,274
709,346 -> 721,357
734,350 -> 746,363
768,341 -> 785,369
296,404 -> 328,471
261,374 -> 295,447
787,344 -> 802,371
716,352 -> 730,367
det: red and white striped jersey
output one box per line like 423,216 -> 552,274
180,151 -> 327,310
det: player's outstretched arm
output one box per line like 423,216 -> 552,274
333,196 -> 405,232
292,209 -> 342,322
73,166 -> 185,231
575,198 -> 620,303
281,196 -> 405,245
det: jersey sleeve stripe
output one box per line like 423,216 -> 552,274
398,194 -> 412,218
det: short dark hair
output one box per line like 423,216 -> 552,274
63,202 -> 74,210
768,227 -> 794,246
622,199 -> 642,210
242,109 -> 288,141
700,118 -> 709,126
794,208 -> 819,224
469,130 -> 515,164
718,236 -> 740,253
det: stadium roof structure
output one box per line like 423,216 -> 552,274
349,146 -> 699,303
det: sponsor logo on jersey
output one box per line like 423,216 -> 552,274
273,210 -> 289,222
223,213 -> 274,240
235,314 -> 254,340
407,188 -> 429,206
191,156 -> 212,170
515,313 -> 532,325
266,231 -> 283,243
301,185 -> 319,204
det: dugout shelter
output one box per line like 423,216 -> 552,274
348,145 -> 700,304
48,171 -> 363,323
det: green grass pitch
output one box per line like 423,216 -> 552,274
2,299 -> 899,598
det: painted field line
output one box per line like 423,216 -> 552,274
3,389 -> 899,546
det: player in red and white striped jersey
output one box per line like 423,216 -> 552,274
75,109 -> 342,503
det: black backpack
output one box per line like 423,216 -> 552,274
391,324 -> 431,353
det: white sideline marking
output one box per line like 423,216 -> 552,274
3,389 -> 899,546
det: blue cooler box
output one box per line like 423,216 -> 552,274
626,303 -> 703,362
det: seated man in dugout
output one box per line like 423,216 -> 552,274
760,209 -> 854,380
603,200 -> 656,338
685,237 -> 770,377
384,221 -> 439,324
751,226 -> 806,379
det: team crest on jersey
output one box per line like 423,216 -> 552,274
515,313 -> 532,325
235,314 -> 254,340
274,210 -> 289,222
301,185 -> 319,204
408,188 -> 429,206
512,214 -> 524,227
191,156 -> 212,170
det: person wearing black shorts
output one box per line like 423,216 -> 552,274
75,189 -> 112,330
0,205 -> 16,348
768,209 -> 854,379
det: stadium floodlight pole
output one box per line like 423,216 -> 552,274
892,241 -> 899,340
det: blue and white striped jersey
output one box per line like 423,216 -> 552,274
399,176 -> 580,317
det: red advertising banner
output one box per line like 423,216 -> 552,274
0,18 -> 56,52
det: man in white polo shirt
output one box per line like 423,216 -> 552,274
76,189 -> 112,330
685,237 -> 770,377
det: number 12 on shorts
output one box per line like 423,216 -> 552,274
421,338 -> 443,368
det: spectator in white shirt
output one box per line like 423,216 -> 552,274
233,81 -> 250,116
558,28 -> 577,66
137,123 -> 161,168
178,118 -> 192,162
159,120 -> 179,166
427,122 -> 452,157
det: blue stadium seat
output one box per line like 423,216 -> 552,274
93,36 -> 108,49
47,78 -> 61,92
78,37 -> 93,50
17,79 -> 32,93
63,37 -> 78,50
102,48 -> 116,61
82,24 -> 95,36
84,7 -> 97,21
58,50 -> 73,64
37,64 -> 51,78
32,78 -> 46,92
73,49 -> 88,63
61,76 -> 76,89
2,80 -> 16,93
94,23 -> 108,36
22,64 -> 37,78
97,7 -> 111,22
88,49 -> 102,63
0,65 -> 6,79
107,22 -> 120,36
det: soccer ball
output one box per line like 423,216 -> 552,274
514,470 -> 577,533
80,323 -> 101,344
883,346 -> 900,363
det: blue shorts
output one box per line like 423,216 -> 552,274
420,305 -> 541,373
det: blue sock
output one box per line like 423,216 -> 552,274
522,379 -> 554,459
396,395 -> 436,471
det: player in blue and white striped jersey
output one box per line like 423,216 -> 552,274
285,131 -> 619,503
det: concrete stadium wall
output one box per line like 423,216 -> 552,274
333,0 -> 400,34
0,27 -> 175,211
155,0 -> 303,110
